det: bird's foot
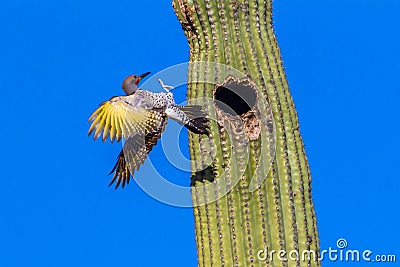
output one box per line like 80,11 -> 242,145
158,78 -> 175,93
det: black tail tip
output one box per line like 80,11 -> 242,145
185,117 -> 210,135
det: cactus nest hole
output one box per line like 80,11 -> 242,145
214,78 -> 257,116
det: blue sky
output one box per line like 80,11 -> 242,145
1,0 -> 399,266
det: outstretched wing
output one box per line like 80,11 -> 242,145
108,113 -> 168,189
88,95 -> 165,142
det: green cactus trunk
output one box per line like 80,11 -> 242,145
173,1 -> 320,266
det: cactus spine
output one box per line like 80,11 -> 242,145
173,1 -> 320,266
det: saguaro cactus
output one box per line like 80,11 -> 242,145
172,1 -> 320,266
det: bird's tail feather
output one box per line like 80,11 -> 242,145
180,105 -> 209,135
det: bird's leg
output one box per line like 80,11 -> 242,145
158,78 -> 175,93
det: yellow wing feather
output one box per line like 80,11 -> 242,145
88,95 -> 164,142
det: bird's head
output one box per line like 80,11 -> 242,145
122,72 -> 151,95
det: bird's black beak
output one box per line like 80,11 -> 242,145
139,72 -> 151,78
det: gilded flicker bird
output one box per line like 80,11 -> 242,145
88,72 -> 209,189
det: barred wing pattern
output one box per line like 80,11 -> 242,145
108,113 -> 168,189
